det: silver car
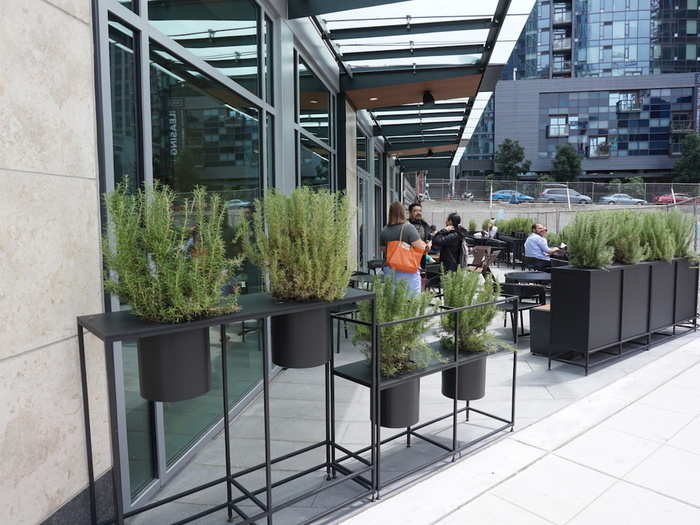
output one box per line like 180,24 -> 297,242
538,188 -> 592,204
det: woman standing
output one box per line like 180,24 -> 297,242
432,212 -> 469,272
380,202 -> 427,295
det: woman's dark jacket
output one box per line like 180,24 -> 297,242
432,226 -> 468,272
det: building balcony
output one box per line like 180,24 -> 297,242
552,37 -> 572,51
616,100 -> 641,112
547,124 -> 569,137
552,11 -> 572,24
552,61 -> 572,74
672,120 -> 694,132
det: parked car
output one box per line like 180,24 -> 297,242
653,193 -> 692,204
598,193 -> 647,205
538,188 -> 592,204
225,199 -> 251,209
490,190 -> 535,203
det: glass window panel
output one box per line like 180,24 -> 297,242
689,20 -> 697,35
117,0 -> 137,12
109,20 -> 154,497
298,58 -> 330,144
147,0 -> 260,96
299,136 -> 330,188
688,44 -> 697,60
264,15 -> 273,104
149,42 -> 264,464
266,112 -> 274,190
357,127 -> 367,171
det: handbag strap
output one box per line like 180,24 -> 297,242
398,222 -> 406,244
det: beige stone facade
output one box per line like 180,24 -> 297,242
0,1 -> 110,523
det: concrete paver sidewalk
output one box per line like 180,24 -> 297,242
343,337 -> 700,525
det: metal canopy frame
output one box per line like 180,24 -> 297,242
308,1 -> 523,166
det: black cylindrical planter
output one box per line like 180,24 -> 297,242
137,327 -> 211,402
271,308 -> 330,368
441,356 -> 486,401
375,378 -> 420,428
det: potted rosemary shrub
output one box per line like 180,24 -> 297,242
550,212 -> 621,356
243,187 -> 352,368
666,210 -> 698,323
440,268 -> 503,401
354,278 -> 439,428
103,182 -> 240,402
643,212 -> 677,330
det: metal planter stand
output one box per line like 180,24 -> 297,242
76,288 -> 375,525
331,296 -> 518,497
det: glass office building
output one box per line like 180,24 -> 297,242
460,0 -> 700,176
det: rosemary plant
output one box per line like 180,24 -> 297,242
103,181 -> 240,323
566,213 -> 614,269
608,211 -> 649,265
354,277 -> 441,377
642,212 -> 675,262
440,268 -> 505,353
242,187 -> 352,302
666,210 -> 695,258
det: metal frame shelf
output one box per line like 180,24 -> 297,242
330,295 -> 519,498
76,288 -> 375,525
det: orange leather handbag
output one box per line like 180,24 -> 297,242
386,224 -> 423,273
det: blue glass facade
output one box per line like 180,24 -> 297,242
461,0 -> 700,176
538,87 -> 694,159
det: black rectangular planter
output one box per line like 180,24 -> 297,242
621,263 -> 651,340
551,266 -> 623,354
649,260 -> 675,331
675,258 -> 699,324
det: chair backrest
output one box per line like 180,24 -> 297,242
471,246 -> 490,267
483,249 -> 501,270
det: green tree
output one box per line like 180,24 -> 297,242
538,174 -> 554,182
674,133 -> 700,182
495,139 -> 531,179
551,144 -> 582,181
626,176 -> 645,198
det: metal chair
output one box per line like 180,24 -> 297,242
497,282 -> 547,342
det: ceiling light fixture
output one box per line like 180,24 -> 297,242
309,99 -> 318,104
369,96 -> 379,101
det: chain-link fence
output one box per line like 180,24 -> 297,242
404,175 -> 700,205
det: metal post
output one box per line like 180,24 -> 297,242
369,298 -> 378,500
105,342 -> 125,525
262,322 -> 273,524
451,310 -> 460,461
329,314 -> 337,479
220,324 -> 234,522
325,314 -> 332,480
372,299 -> 381,499
78,324 -> 98,525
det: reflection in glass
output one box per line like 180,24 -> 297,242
298,58 -> 330,143
109,19 -> 141,189
264,16 -> 273,104
299,136 -> 330,188
266,113 -> 275,190
148,0 -> 260,95
163,322 -> 263,466
109,20 -> 156,499
149,42 -> 264,464
357,127 -> 367,171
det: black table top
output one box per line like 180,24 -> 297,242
505,271 -> 552,283
78,288 -> 374,343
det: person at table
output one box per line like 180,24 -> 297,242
380,202 -> 426,295
432,213 -> 469,273
524,223 -> 561,272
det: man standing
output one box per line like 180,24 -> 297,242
524,223 -> 560,272
408,202 -> 432,267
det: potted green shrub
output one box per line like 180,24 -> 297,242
440,268 -> 503,401
643,212 -> 677,330
103,182 -> 240,402
354,277 -> 439,428
550,212 -> 622,357
666,211 -> 698,323
243,187 -> 352,368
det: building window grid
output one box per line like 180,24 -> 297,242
539,87 -> 693,158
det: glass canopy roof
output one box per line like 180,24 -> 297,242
310,0 -> 535,169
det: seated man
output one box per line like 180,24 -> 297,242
524,223 -> 560,272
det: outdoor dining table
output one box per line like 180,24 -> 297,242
505,271 -> 552,285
